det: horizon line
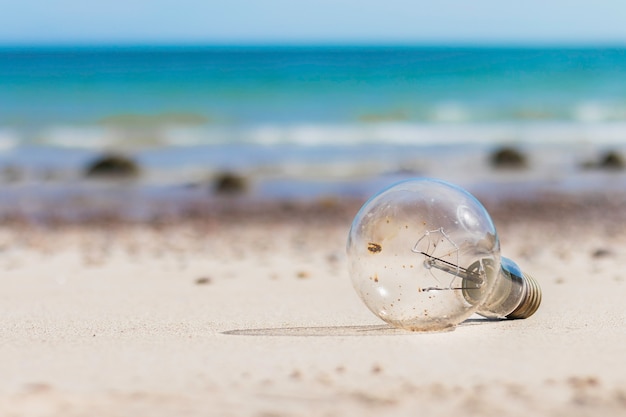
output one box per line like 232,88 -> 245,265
2,42 -> 626,50
2,38 -> 626,49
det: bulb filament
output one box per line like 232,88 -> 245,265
411,227 -> 485,292
418,252 -> 484,285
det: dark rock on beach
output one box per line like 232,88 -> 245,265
489,146 -> 527,169
212,172 -> 248,195
598,151 -> 624,170
85,154 -> 140,179
580,150 -> 624,171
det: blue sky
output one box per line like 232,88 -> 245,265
2,0 -> 626,45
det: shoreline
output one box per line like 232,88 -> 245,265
0,175 -> 624,226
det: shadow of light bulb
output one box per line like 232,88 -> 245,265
346,178 -> 541,332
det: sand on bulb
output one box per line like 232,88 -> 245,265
346,178 -> 541,332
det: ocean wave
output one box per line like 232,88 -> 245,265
38,126 -> 122,149
222,121 -> 626,147
573,102 -> 626,123
428,102 -> 471,123
0,129 -> 18,152
19,121 -> 626,151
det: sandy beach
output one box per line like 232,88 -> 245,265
0,189 -> 624,417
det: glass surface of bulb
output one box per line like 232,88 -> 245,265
347,178 -> 502,331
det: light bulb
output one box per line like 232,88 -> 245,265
347,178 -> 541,332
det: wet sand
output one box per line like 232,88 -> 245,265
1,190 -> 626,416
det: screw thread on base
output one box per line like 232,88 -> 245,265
506,273 -> 542,319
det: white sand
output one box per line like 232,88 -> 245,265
0,213 -> 625,416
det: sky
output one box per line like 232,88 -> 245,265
1,0 -> 626,46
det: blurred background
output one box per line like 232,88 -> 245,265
1,0 -> 626,218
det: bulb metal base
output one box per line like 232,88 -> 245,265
506,273 -> 542,319
470,258 -> 542,320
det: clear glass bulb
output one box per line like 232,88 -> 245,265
347,178 -> 541,332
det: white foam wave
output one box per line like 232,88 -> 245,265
242,121 -> 626,147
0,129 -> 18,152
39,126 -> 124,149
573,102 -> 626,123
429,102 -> 471,123
27,120 -> 626,150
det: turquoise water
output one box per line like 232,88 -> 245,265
3,46 -> 626,127
1,46 -> 626,198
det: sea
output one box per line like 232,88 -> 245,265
1,45 -> 626,214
